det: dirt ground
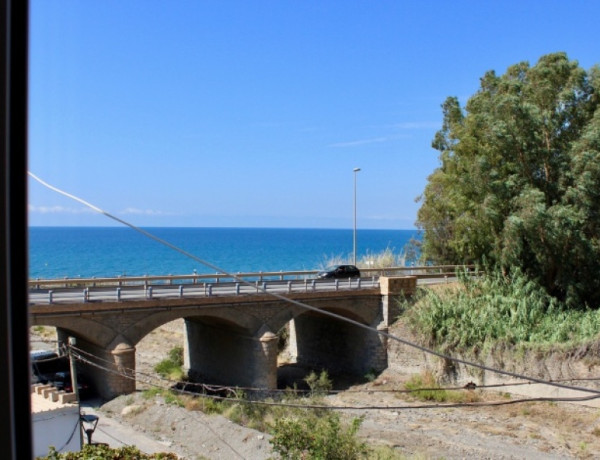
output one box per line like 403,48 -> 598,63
32,320 -> 600,459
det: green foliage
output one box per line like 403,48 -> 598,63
167,346 -> 183,366
154,346 -> 184,380
269,411 -> 367,460
403,372 -> 450,402
403,371 -> 479,403
141,388 -> 184,407
304,370 -> 333,397
37,444 -> 177,459
406,269 -> 600,354
417,52 -> 600,307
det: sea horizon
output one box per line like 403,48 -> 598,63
28,224 -> 419,231
28,226 -> 421,280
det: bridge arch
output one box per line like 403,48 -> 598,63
29,278 -> 419,398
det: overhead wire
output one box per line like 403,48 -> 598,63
55,342 -> 600,403
69,342 -> 600,411
29,172 -> 600,398
67,343 -> 600,411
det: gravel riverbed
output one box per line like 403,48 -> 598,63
34,319 -> 600,459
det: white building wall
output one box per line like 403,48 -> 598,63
31,385 -> 81,457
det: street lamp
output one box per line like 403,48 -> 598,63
353,167 -> 361,265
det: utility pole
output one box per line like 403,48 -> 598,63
68,337 -> 83,447
353,167 -> 361,265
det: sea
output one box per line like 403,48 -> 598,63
28,227 -> 420,280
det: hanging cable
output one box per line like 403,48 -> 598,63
68,342 -> 600,411
28,172 -> 600,397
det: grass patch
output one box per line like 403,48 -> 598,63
142,388 -> 185,407
403,371 -> 480,403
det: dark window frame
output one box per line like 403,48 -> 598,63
1,0 -> 32,458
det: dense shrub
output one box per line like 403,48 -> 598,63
154,346 -> 184,380
269,411 -> 367,460
37,444 -> 177,459
406,269 -> 600,354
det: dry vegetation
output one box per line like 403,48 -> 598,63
31,316 -> 600,459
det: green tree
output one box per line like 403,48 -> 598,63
417,52 -> 600,306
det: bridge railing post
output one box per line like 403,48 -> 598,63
83,288 -> 89,303
311,280 -> 316,291
207,284 -> 212,297
287,281 -> 292,293
48,290 -> 53,304
147,286 -> 153,299
235,283 -> 240,295
179,285 -> 184,298
116,287 -> 121,301
335,280 -> 339,291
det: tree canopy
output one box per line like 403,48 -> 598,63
417,52 -> 600,307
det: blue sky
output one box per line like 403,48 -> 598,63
28,1 -> 600,230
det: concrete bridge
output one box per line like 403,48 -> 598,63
29,273 -> 421,399
30,277 -> 416,398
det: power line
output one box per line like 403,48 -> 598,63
69,343 -> 600,412
29,172 -> 600,397
69,333 -> 600,403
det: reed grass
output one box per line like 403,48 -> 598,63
319,245 -> 416,270
405,268 -> 600,355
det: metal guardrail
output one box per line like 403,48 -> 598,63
29,265 -> 476,289
30,277 -> 383,305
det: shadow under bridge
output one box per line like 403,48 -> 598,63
182,291 -> 388,393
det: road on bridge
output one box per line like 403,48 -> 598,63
28,274 -> 457,305
28,277 -> 381,305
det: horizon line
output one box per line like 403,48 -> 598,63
28,224 -> 419,232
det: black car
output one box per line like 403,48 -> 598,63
317,264 -> 361,279
50,371 -> 94,398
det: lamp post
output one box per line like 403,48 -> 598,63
353,167 -> 361,265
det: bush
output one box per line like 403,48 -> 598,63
304,370 -> 332,397
37,444 -> 177,459
154,346 -> 184,380
269,411 -> 367,460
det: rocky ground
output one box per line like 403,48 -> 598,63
32,320 -> 600,459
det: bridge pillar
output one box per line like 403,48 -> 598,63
370,324 -> 389,372
288,311 -> 387,377
55,328 -> 70,354
54,331 -> 136,399
107,341 -> 136,397
256,330 -> 278,390
380,276 -> 417,325
184,320 -> 278,390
